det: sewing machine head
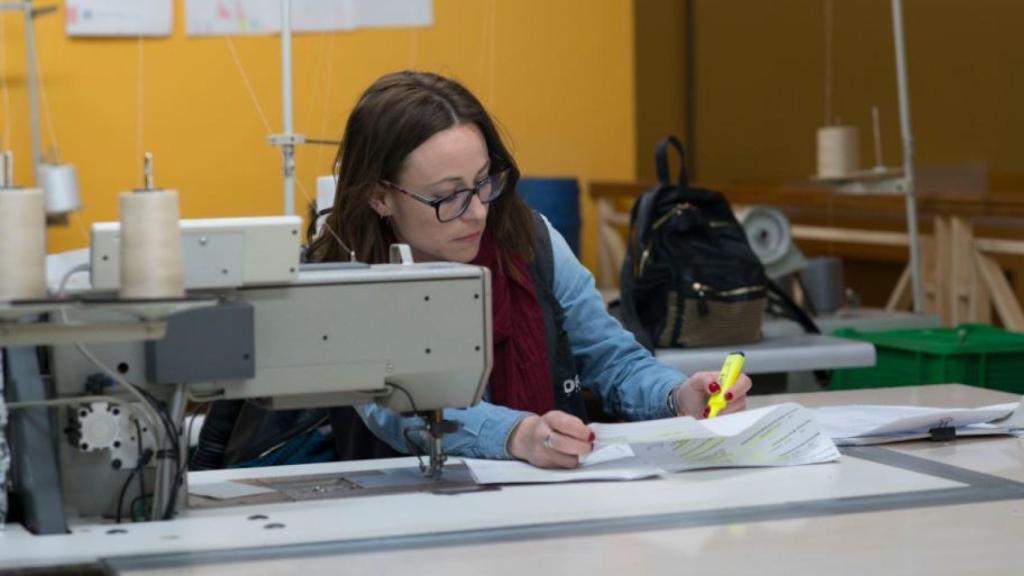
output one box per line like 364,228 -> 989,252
2,216 -> 492,533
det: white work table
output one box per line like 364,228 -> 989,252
655,321 -> 876,374
655,333 -> 876,374
2,385 -> 1022,575
654,308 -> 940,375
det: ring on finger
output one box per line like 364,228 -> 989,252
542,433 -> 554,449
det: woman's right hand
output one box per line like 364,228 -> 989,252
507,410 -> 594,469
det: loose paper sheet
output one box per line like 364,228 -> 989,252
463,403 -> 839,485
66,0 -> 173,37
189,480 -> 276,500
186,0 -> 432,36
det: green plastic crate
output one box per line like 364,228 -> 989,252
831,323 -> 1024,394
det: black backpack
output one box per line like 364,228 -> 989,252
617,137 -> 768,351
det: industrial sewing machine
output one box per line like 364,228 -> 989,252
1,216 -> 492,536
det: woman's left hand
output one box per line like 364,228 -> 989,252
671,371 -> 753,419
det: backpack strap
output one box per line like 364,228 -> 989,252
655,136 -> 689,187
617,185 -> 662,352
618,136 -> 691,352
767,279 -> 820,335
766,279 -> 832,386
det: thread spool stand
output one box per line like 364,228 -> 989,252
0,153 -> 214,346
809,0 -> 924,315
0,151 -> 46,302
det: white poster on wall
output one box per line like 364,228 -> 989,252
186,0 -> 433,37
66,0 -> 174,37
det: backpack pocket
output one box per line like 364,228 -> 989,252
659,282 -> 765,347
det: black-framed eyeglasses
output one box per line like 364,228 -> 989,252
381,169 -> 509,223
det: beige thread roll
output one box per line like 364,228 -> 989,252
39,163 -> 81,215
816,126 -> 859,178
119,190 -> 185,299
0,188 -> 47,301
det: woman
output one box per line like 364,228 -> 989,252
306,70 -> 753,469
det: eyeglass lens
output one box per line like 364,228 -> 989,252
437,173 -> 506,221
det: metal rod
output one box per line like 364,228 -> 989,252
1,150 -> 9,187
891,0 -> 924,314
3,150 -> 12,186
425,410 -> 446,480
143,152 -> 154,190
281,0 -> 295,216
22,0 -> 42,183
872,105 -> 883,168
0,321 -> 167,347
683,0 -> 697,179
824,0 -> 833,127
156,383 -> 188,519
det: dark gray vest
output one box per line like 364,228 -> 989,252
527,212 -> 586,420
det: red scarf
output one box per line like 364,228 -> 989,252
471,230 -> 554,415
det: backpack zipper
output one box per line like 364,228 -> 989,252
639,203 -> 694,275
692,281 -> 765,316
651,202 -> 694,230
692,282 -> 765,297
693,282 -> 711,316
638,205 -> 740,277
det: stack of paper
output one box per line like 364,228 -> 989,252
463,403 -> 840,484
809,401 -> 1024,446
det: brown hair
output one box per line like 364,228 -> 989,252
307,71 -> 534,265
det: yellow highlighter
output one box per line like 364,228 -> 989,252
706,352 -> 746,419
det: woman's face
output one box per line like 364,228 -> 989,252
376,123 -> 491,263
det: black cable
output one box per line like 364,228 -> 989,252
163,402 -> 209,519
115,470 -> 138,524
133,419 -> 146,520
130,384 -> 184,520
389,382 -> 430,471
386,382 -> 420,414
88,373 -> 180,520
136,386 -> 181,456
115,419 -> 150,523
130,495 -> 149,522
108,379 -> 181,476
184,402 -> 210,469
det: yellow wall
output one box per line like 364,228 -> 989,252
634,0 -> 687,182
1,0 -> 635,271
692,0 -> 1024,188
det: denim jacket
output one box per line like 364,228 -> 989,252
357,218 -> 686,459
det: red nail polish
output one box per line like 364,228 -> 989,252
725,392 -> 734,401
702,407 -> 710,418
589,432 -> 596,442
709,382 -> 721,394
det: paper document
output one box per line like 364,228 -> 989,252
189,481 -> 276,500
463,403 -> 839,485
587,403 -> 840,472
186,0 -> 433,36
67,0 -> 173,37
459,457 -> 662,485
810,401 -> 1023,446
